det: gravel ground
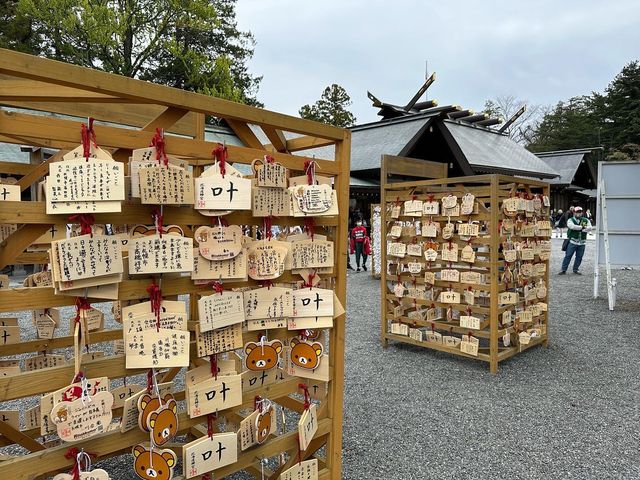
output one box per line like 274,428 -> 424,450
3,238 -> 640,479
342,239 -> 640,479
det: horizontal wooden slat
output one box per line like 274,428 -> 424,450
0,201 -> 339,227
0,79 -> 123,103
384,332 -> 491,361
0,48 -> 345,141
0,110 -> 338,170
0,161 -> 32,176
0,329 -> 122,357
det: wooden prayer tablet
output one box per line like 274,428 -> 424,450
53,470 -> 111,480
292,287 -> 334,318
192,248 -> 248,281
290,186 -> 339,217
423,201 -> 439,215
132,444 -> 177,480
298,403 -> 318,451
288,174 -> 332,188
290,239 -> 334,270
460,335 -> 479,356
441,194 -> 458,209
52,234 -> 123,282
243,287 -> 293,320
195,323 -> 244,357
194,225 -> 243,260
183,431 -> 238,478
187,374 -> 243,418
246,240 -> 288,280
125,328 -> 190,368
253,158 -> 288,188
48,159 -> 125,203
458,223 -> 479,237
50,390 -> 114,442
195,174 -> 252,212
461,193 -> 475,215
0,184 -> 20,202
439,291 -> 461,304
252,185 -> 292,217
387,242 -> 406,258
441,242 -> 459,262
111,384 -> 144,410
198,291 -> 245,332
403,199 -> 423,216
281,459 -> 319,480
498,292 -> 519,305
460,315 -> 481,330
139,164 -> 194,205
129,235 -> 193,274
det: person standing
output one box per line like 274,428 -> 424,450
559,206 -> 592,275
350,220 -> 368,272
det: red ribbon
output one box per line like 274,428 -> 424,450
211,216 -> 229,227
264,216 -> 273,240
208,281 -> 224,295
80,118 -> 97,160
69,214 -> 95,237
304,217 -> 315,240
303,270 -> 316,289
64,448 -> 82,480
207,412 -> 217,438
265,154 -> 275,164
146,369 -> 155,394
298,383 -> 311,410
150,128 -> 168,167
74,297 -> 91,325
210,354 -> 218,380
146,280 -> 162,332
151,207 -> 164,237
254,395 -> 263,413
303,160 -> 315,185
213,143 -> 228,177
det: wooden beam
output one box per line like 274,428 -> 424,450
226,119 -> 265,150
262,126 -> 288,152
0,110 -> 340,173
16,150 -> 65,192
382,154 -> 448,180
285,135 -> 335,152
0,48 -> 344,141
0,79 -> 126,103
0,161 -> 32,176
0,421 -> 44,453
0,224 -> 51,270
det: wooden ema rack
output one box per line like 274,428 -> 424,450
380,173 -> 551,373
0,49 -> 349,479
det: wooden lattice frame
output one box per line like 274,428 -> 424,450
380,174 -> 551,373
0,49 -> 350,479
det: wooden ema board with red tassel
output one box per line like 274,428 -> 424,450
379,168 -> 551,373
0,49 -> 349,480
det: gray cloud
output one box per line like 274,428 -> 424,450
236,0 -> 640,124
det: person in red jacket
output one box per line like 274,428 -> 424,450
350,220 -> 368,272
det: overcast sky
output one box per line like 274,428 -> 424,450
235,0 -> 640,125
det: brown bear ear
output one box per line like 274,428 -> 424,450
312,342 -> 323,357
162,451 -> 176,467
290,338 -> 300,347
271,340 -> 283,354
139,394 -> 152,409
163,393 -> 175,403
167,399 -> 177,414
245,342 -> 257,354
133,445 -> 146,458
148,412 -> 157,428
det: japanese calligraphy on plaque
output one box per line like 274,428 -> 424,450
246,241 -> 288,280
192,248 -> 247,281
253,158 -> 287,188
195,225 -> 243,260
290,239 -> 334,270
281,459 -> 319,480
293,287 -> 334,318
52,235 -> 123,282
298,403 -> 318,450
50,390 -> 114,442
129,236 -> 193,274
195,174 -> 252,211
139,165 -> 194,205
243,287 -> 293,321
183,432 -> 238,478
198,291 -> 245,332
252,186 -> 291,217
195,323 -> 244,357
290,184 -> 338,216
187,374 -> 243,417
125,328 -> 190,368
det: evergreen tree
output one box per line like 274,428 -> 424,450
299,84 -> 357,127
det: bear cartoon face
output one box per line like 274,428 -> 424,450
132,444 -> 176,480
256,408 -> 273,444
138,393 -> 175,433
245,340 -> 282,371
290,338 -> 323,370
147,398 -> 178,446
301,329 -> 321,340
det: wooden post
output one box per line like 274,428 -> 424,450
380,155 -> 389,348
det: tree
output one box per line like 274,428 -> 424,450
6,0 -> 261,105
0,0 -> 38,53
600,61 -> 640,149
482,95 -> 542,144
299,84 -> 357,127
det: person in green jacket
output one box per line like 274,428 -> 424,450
559,206 -> 592,275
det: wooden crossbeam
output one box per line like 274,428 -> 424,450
17,150 -> 66,192
267,433 -> 329,480
0,421 -> 45,453
0,110 -> 340,172
0,224 -> 52,270
226,119 -> 265,150
262,126 -> 288,152
0,48 -> 344,141
0,161 -> 32,176
285,135 -> 335,152
0,79 -> 125,103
